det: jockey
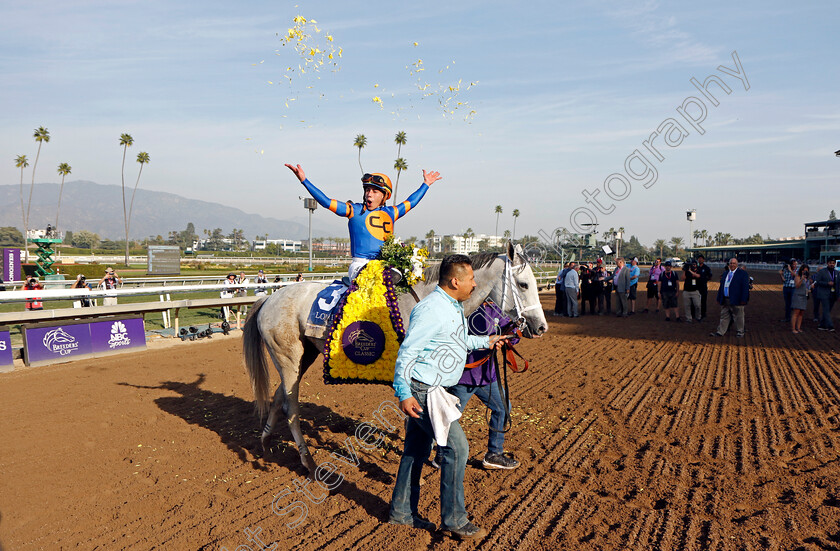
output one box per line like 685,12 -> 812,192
285,163 -> 441,279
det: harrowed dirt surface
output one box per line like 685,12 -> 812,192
2,271 -> 840,550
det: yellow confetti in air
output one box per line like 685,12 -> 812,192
413,41 -> 419,47
374,83 -> 379,88
372,96 -> 383,108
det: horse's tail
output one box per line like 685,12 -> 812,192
243,295 -> 272,418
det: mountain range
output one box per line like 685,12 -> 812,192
0,181 -> 345,241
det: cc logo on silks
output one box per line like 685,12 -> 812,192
365,211 -> 394,241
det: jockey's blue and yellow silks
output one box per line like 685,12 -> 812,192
301,178 -> 429,259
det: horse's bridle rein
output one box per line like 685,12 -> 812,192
500,254 -> 541,333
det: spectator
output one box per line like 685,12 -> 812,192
791,264 -> 811,334
254,269 -> 268,297
553,263 -> 566,316
658,261 -> 680,321
98,267 -> 122,306
779,259 -> 798,323
564,263 -> 580,318
628,258 -> 641,314
221,272 -> 237,321
71,274 -> 92,308
596,259 -> 611,315
682,259 -> 701,322
24,276 -> 44,311
643,258 -> 663,313
295,273 -> 304,282
235,271 -> 249,297
274,275 -> 283,283
696,255 -> 712,320
554,263 -> 573,316
711,258 -> 750,337
813,258 -> 837,332
613,257 -> 632,317
580,262 -> 597,316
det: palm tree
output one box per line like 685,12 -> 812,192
700,229 -> 709,246
670,236 -> 684,256
494,205 -> 502,238
353,134 -> 367,174
653,239 -> 667,258
425,229 -> 436,251
119,133 -> 134,265
503,230 -> 511,240
512,209 -> 520,240
16,155 -> 30,259
692,230 -> 701,247
26,127 -> 50,260
393,157 -> 408,207
392,131 -> 407,205
126,152 -> 150,257
55,162 -> 72,230
722,233 -> 733,246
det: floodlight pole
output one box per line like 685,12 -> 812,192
686,209 -> 696,253
303,198 -> 318,272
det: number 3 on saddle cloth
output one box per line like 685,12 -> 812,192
319,260 -> 406,385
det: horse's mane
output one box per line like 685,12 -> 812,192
421,251 -> 502,284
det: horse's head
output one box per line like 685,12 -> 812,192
486,242 -> 548,338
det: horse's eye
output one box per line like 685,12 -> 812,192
518,282 -> 528,290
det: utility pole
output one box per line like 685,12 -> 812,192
303,198 -> 317,272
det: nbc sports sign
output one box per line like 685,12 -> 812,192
22,317 -> 146,367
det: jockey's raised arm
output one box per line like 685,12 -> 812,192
285,162 -> 440,280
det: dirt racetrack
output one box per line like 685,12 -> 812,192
3,272 -> 840,550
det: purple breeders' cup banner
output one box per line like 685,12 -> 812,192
25,324 -> 93,365
3,248 -> 21,283
0,329 -> 13,368
89,318 -> 146,354
341,320 -> 385,365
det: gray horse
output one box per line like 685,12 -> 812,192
243,243 -> 548,475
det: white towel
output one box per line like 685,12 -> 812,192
426,386 -> 462,447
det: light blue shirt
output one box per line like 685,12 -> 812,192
564,269 -> 579,289
393,286 -> 490,402
629,265 -> 640,286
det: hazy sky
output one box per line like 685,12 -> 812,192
1,0 -> 838,246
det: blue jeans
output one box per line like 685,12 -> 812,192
390,381 -> 470,530
448,382 -> 508,455
783,286 -> 794,321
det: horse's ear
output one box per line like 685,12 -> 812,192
506,241 -> 515,262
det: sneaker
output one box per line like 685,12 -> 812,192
736,332 -> 745,338
443,521 -> 488,540
709,332 -> 723,337
389,516 -> 436,532
819,327 -> 830,331
482,452 -> 520,470
642,308 -> 649,313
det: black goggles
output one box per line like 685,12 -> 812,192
361,173 -> 386,186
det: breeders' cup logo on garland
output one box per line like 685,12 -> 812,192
42,328 -> 79,356
108,321 -> 131,349
341,321 -> 385,365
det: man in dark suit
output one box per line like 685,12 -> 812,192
813,258 -> 837,331
711,258 -> 750,337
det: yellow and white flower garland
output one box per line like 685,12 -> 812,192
324,260 -> 405,384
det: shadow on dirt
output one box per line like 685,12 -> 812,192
118,374 -> 397,517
